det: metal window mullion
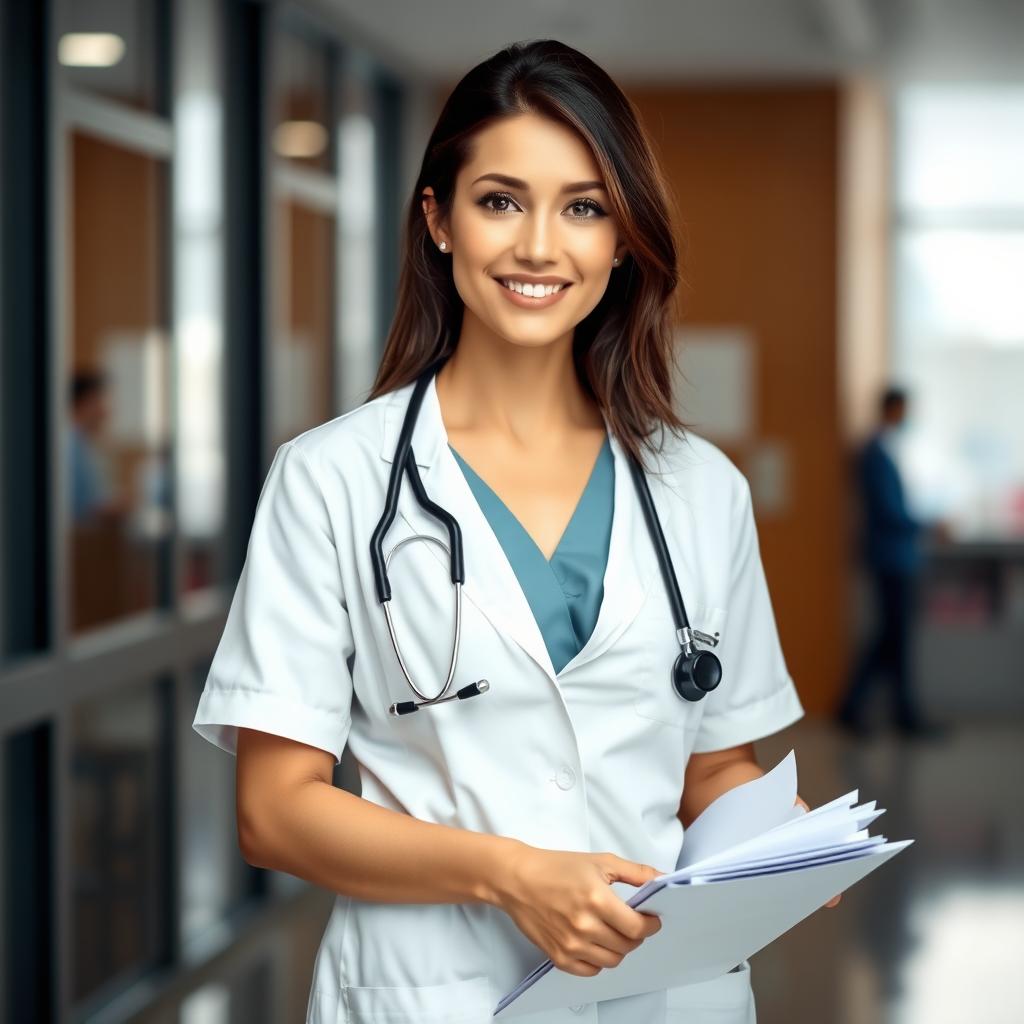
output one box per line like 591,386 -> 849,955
61,88 -> 174,161
50,0 -> 73,1005
272,160 -> 338,212
260,6 -> 276,474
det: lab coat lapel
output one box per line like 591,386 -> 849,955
379,377 -> 558,682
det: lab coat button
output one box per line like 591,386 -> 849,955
555,766 -> 576,790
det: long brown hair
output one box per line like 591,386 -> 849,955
366,39 -> 690,470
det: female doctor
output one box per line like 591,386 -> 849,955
193,38 -> 839,1024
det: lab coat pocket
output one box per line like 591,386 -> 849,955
633,605 -> 728,730
665,959 -> 755,1023
342,974 -> 494,1023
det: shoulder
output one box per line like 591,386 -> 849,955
274,385 -> 409,487
651,424 -> 751,512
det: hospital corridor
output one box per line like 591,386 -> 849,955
1,1 -> 1022,1022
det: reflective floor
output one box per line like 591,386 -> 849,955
752,716 -> 1024,1024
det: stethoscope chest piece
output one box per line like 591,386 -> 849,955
672,649 -> 722,702
671,627 -> 722,702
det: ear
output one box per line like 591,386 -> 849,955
421,187 -> 448,250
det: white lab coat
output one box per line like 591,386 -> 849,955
193,375 -> 804,1024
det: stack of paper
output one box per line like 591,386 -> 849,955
494,750 -> 912,1017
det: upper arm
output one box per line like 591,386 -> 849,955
685,741 -> 757,784
192,440 -> 357,845
680,742 -> 758,826
689,468 -> 804,754
236,727 -> 335,859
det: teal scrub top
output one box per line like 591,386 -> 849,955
447,436 -> 615,675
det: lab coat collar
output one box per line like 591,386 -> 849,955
377,372 -> 675,688
379,377 -> 443,468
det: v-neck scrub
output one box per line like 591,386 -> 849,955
448,436 -> 614,675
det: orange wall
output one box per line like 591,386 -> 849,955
628,84 -> 844,715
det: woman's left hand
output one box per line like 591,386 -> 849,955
795,795 -> 842,908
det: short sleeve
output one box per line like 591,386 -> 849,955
691,471 -> 804,753
193,441 -> 355,764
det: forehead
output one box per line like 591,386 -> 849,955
460,113 -> 602,185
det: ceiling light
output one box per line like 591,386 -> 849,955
58,33 -> 125,68
273,120 -> 328,159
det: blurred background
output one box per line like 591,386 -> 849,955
1,1 -> 1022,1021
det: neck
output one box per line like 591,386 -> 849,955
435,318 -> 603,448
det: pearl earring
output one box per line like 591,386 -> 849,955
439,241 -> 447,251
612,257 -> 620,265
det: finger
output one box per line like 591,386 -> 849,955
602,855 -> 662,888
581,919 -> 646,956
601,896 -> 663,943
558,958 -> 602,978
574,942 -> 629,970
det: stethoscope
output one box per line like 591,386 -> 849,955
369,357 -> 723,716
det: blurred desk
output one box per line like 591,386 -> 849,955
915,539 -> 1024,715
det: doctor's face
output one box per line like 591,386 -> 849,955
423,112 -> 627,353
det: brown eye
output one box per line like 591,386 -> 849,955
477,192 -> 519,215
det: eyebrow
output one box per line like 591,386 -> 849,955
470,172 -> 608,194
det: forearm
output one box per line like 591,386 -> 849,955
678,758 -> 765,828
246,779 -> 523,906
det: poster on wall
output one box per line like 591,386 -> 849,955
671,325 -> 756,445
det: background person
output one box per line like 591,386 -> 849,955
837,386 -> 950,738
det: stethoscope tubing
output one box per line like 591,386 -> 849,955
370,357 -> 721,713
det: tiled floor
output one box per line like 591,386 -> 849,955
750,716 -> 1024,1024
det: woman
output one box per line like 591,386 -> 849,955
193,39 -> 836,1024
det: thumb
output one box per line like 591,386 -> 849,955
604,856 -> 663,887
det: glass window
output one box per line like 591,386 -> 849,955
176,88 -> 228,598
67,130 -> 173,633
271,200 -> 336,450
57,0 -> 168,115
892,86 -> 1024,540
896,86 -> 1024,213
71,676 -> 170,1004
181,660 -> 258,942
896,229 -> 1024,349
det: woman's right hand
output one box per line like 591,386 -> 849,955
491,844 -> 665,976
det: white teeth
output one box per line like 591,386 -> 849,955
500,279 -> 563,297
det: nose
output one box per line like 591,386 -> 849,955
513,206 -> 558,266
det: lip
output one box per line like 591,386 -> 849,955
493,277 -> 572,310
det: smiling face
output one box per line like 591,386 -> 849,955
422,112 -> 627,353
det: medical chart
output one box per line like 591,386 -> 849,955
494,749 -> 913,1017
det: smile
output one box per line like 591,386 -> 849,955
494,277 -> 572,309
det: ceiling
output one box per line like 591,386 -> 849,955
321,0 -> 1024,84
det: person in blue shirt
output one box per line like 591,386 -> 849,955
69,370 -> 120,525
836,386 -> 949,738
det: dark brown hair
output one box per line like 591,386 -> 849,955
366,38 -> 690,469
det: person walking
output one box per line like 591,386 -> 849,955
837,386 -> 949,738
